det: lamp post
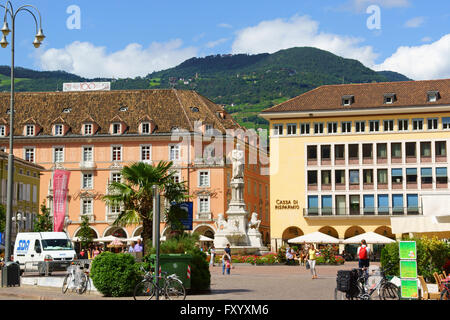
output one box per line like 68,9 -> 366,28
1,1 -> 45,262
11,212 -> 25,233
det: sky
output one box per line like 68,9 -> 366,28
0,0 -> 449,80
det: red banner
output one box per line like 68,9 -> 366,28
53,170 -> 70,232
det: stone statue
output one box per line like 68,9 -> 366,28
231,144 -> 244,179
248,212 -> 261,230
216,213 -> 227,231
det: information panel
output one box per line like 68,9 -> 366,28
399,241 -> 417,260
399,241 -> 418,299
401,279 -> 419,299
400,260 -> 418,279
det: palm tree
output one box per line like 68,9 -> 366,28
103,161 -> 188,253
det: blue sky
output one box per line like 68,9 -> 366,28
0,0 -> 449,80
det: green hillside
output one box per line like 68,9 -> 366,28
0,47 -> 411,130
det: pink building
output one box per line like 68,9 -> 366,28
0,89 -> 270,246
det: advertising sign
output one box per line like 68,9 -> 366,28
53,170 -> 71,232
399,241 -> 417,260
178,202 -> 193,231
400,260 -> 418,279
400,279 -> 419,299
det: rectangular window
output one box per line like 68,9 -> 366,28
420,142 -> 431,157
287,124 -> 297,135
406,168 -> 417,183
300,123 -> 310,135
335,145 -> 345,160
398,119 -> 408,131
412,119 -> 424,131
273,124 -> 283,136
327,122 -> 338,134
314,123 -> 324,134
392,194 -> 404,214
369,120 -> 379,132
443,117 -> 450,130
54,124 -> 63,136
436,141 -> 447,157
53,147 -> 64,163
349,170 -> 359,185
321,196 -> 332,215
321,170 -> 331,185
349,195 -> 360,215
392,168 -> 403,184
355,121 -> 365,133
83,147 -> 93,162
335,195 -> 346,215
112,123 -> 121,135
82,173 -> 93,189
112,173 -> 122,183
26,125 -> 34,136
307,146 -> 317,160
427,118 -> 438,130
307,171 -> 318,185
377,143 -> 387,159
321,145 -> 331,161
405,142 -> 416,158
142,122 -> 150,134
24,148 -> 35,163
362,144 -> 373,159
436,167 -> 448,184
391,143 -> 402,158
335,170 -> 345,184
199,171 -> 210,187
341,121 -> 352,133
82,199 -> 93,215
363,195 -> 375,214
169,145 -> 180,161
383,120 -> 394,132
112,146 -> 122,161
421,167 -> 432,184
141,145 -> 151,161
199,197 -> 210,213
349,144 -> 359,159
407,194 -> 419,214
363,169 -> 373,184
84,124 -> 93,135
378,195 -> 389,214
308,196 -> 319,215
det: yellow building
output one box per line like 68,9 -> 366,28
260,79 -> 450,254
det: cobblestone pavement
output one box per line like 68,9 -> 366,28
0,261 -> 373,300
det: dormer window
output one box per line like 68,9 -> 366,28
427,90 -> 440,102
62,108 -> 71,113
112,123 -> 121,135
342,95 -> 354,106
54,124 -> 64,136
119,107 -> 128,112
83,123 -> 93,135
191,107 -> 199,113
141,122 -> 151,135
383,93 -> 397,104
26,125 -> 35,136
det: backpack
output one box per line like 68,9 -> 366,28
359,246 -> 368,260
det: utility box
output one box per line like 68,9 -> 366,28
1,262 -> 20,287
150,254 -> 192,289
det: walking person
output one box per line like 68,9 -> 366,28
209,245 -> 216,267
308,243 -> 319,279
222,252 -> 231,275
223,254 -> 232,275
357,239 -> 370,280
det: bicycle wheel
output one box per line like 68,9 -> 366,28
134,280 -> 156,300
381,282 -> 400,300
77,273 -> 89,294
165,279 -> 186,300
440,288 -> 450,300
62,274 -> 72,294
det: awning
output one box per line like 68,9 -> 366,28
391,216 -> 450,234
343,232 -> 395,244
288,231 -> 340,244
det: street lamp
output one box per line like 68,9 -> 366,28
11,212 -> 26,233
1,1 -> 45,263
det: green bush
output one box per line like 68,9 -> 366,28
381,237 -> 450,282
90,252 -> 141,297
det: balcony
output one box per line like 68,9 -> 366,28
303,207 -> 422,218
79,161 -> 97,170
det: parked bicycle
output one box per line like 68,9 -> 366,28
62,261 -> 91,295
440,279 -> 450,300
335,264 -> 399,300
133,265 -> 186,300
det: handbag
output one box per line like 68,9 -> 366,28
306,260 -> 310,270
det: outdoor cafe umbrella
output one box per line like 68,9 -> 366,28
107,238 -> 125,248
94,235 -> 118,243
342,232 -> 396,244
288,231 -> 340,244
199,235 -> 214,242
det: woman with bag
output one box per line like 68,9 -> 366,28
308,243 -> 319,279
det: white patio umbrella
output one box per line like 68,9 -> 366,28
343,232 -> 396,244
125,235 -> 142,243
288,231 -> 340,244
199,235 -> 214,242
94,235 -> 119,242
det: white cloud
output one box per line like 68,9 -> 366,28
206,38 -> 230,49
231,15 -> 378,67
218,23 -> 233,29
404,17 -> 425,28
37,40 -> 198,78
373,34 -> 450,80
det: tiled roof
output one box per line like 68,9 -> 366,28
0,89 -> 240,136
261,79 -> 450,114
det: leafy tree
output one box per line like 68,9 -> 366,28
77,215 -> 94,249
33,201 -> 53,232
103,161 -> 188,254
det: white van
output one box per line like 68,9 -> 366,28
13,232 -> 77,275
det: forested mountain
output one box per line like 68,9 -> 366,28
0,47 -> 410,129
